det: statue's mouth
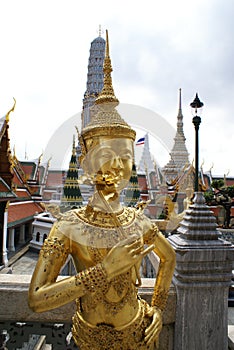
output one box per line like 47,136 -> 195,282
95,171 -> 124,188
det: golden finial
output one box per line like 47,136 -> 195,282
200,159 -> 204,169
209,163 -> 214,172
5,97 -> 16,123
47,157 -> 52,167
38,153 -> 43,164
95,30 -> 119,106
72,134 -> 76,156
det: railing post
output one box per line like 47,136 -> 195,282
168,192 -> 234,350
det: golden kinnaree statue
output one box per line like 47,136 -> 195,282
28,30 -> 176,350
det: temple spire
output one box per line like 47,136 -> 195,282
95,30 -> 119,106
177,88 -> 184,135
61,136 -> 83,210
179,87 -> 182,110
124,163 -> 141,207
72,134 -> 76,156
162,89 -> 190,182
138,133 -> 155,174
81,32 -> 105,129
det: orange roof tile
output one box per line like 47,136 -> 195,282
0,181 -> 9,192
12,171 -> 25,186
138,176 -> 147,191
14,189 -> 31,198
8,202 -> 44,226
21,163 -> 36,178
46,171 -> 64,187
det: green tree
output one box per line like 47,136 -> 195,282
204,190 -> 214,205
209,179 -> 233,228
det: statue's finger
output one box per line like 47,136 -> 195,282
119,234 -> 139,246
141,244 -> 155,257
125,238 -> 142,249
145,328 -> 160,345
129,245 -> 144,257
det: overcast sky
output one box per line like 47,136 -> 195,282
0,0 -> 233,176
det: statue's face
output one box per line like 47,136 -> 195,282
84,137 -> 134,192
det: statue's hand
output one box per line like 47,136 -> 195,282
144,307 -> 162,347
103,235 -> 153,280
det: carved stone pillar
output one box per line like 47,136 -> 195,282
19,225 -> 25,244
2,209 -> 8,266
39,231 -> 44,244
168,192 -> 234,350
8,228 -> 15,252
31,226 -> 36,242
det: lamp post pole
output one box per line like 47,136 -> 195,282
190,93 -> 204,192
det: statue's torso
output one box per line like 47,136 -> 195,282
54,206 -> 153,326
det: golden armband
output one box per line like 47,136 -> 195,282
40,237 -> 69,259
75,263 -> 110,295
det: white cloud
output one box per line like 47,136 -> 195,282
0,0 -> 233,175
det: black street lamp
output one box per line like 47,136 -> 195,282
190,93 -> 204,192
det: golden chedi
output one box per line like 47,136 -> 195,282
28,30 -> 175,350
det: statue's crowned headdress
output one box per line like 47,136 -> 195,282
79,30 -> 136,157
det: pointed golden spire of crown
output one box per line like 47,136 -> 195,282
95,30 -> 119,106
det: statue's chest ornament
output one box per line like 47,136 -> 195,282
74,208 -> 144,314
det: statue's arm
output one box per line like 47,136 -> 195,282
28,223 -> 86,313
141,222 -> 176,346
150,225 -> 176,311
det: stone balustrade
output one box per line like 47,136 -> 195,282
0,274 -> 176,350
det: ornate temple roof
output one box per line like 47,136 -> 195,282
0,100 -> 16,200
162,89 -> 190,182
8,201 -> 43,227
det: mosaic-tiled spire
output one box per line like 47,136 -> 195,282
163,89 -> 190,181
61,136 -> 83,208
81,31 -> 106,129
124,163 -> 141,207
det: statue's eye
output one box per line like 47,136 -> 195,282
120,152 -> 132,160
100,152 -> 113,159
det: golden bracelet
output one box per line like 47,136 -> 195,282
75,263 -> 110,295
